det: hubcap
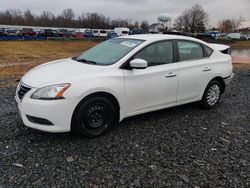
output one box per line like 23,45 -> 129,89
82,103 -> 111,130
86,105 -> 105,128
207,84 -> 220,106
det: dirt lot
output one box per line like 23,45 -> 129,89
0,40 -> 250,187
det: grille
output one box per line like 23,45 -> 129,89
17,83 -> 31,100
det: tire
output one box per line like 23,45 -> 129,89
200,80 -> 222,109
72,97 -> 117,137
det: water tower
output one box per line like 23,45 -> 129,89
157,13 -> 172,30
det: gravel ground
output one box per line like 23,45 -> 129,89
0,67 -> 249,187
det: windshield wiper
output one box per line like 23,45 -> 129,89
72,57 -> 97,65
85,60 -> 97,65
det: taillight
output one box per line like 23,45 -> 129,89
220,47 -> 231,55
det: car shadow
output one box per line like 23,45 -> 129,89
16,100 -> 220,144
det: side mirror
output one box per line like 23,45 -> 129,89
129,59 -> 148,69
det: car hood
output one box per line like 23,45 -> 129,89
21,58 -> 105,88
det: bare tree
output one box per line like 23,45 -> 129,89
0,10 -> 12,25
61,8 -> 75,21
218,17 -> 244,33
24,9 -> 35,25
60,9 -> 75,27
140,20 -> 149,31
174,4 -> 208,33
37,11 -> 55,26
173,14 -> 185,32
189,4 -> 208,33
134,21 -> 139,29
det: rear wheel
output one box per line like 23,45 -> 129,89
72,97 -> 116,137
201,80 -> 222,108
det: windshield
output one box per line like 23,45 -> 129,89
74,38 -> 144,65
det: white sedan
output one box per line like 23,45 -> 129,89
15,34 -> 234,137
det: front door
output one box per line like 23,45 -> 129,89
123,40 -> 178,115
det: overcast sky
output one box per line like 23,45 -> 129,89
0,0 -> 249,27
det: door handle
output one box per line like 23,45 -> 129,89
202,67 -> 211,72
165,72 -> 177,78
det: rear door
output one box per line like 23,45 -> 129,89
176,40 -> 214,102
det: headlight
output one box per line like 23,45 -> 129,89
31,83 -> 71,100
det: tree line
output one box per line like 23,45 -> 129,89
173,4 -> 244,33
0,6 -> 244,33
0,8 -> 148,30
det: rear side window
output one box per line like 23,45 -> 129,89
177,41 -> 204,61
134,41 -> 173,66
204,45 -> 213,57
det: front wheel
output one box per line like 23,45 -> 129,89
72,97 -> 117,137
201,80 -> 222,108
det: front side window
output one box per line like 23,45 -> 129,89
134,41 -> 173,66
75,38 -> 144,65
177,41 -> 204,61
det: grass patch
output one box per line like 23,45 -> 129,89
0,40 -> 99,66
0,40 -> 99,87
230,41 -> 250,49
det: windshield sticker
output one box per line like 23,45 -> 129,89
120,41 -> 137,48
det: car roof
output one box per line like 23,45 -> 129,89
120,34 -> 206,44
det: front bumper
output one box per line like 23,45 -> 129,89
223,72 -> 235,86
15,88 -> 80,133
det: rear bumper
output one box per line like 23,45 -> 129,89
223,72 -> 235,86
